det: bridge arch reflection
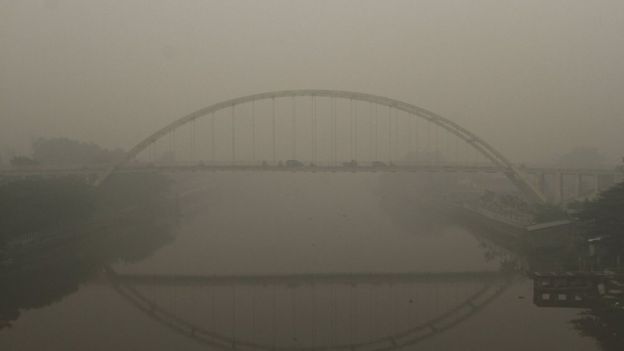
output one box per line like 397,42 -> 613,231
105,268 -> 512,351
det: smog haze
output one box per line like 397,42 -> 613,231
2,0 -> 623,163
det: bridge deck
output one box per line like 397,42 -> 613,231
1,164 -> 621,177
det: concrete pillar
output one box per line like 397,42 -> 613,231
556,172 -> 565,204
576,174 -> 583,198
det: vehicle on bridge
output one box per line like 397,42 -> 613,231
285,159 -> 305,168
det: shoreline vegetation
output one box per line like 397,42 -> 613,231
0,173 -> 177,329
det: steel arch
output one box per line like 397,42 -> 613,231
95,90 -> 545,203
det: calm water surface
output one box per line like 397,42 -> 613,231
0,173 -> 601,350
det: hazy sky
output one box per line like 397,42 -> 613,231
1,0 -> 623,164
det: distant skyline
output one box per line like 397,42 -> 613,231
2,0 -> 623,165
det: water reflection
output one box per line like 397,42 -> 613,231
532,272 -> 624,351
1,173 -> 621,350
572,307 -> 624,351
105,268 -> 513,350
0,215 -> 175,330
450,214 -> 624,351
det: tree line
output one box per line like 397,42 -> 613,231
6,137 -> 125,167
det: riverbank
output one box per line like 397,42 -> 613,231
0,173 -> 178,329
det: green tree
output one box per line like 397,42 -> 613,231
0,178 -> 96,246
556,147 -> 605,169
10,156 -> 39,167
32,137 -> 124,166
532,203 -> 569,223
575,181 -> 624,255
617,157 -> 624,173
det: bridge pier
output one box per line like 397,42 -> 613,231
567,172 -> 624,203
555,172 -> 565,205
593,174 -> 600,197
576,174 -> 583,199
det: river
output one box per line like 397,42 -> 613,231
0,173 -> 603,350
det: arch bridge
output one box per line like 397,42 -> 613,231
96,90 -> 548,203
